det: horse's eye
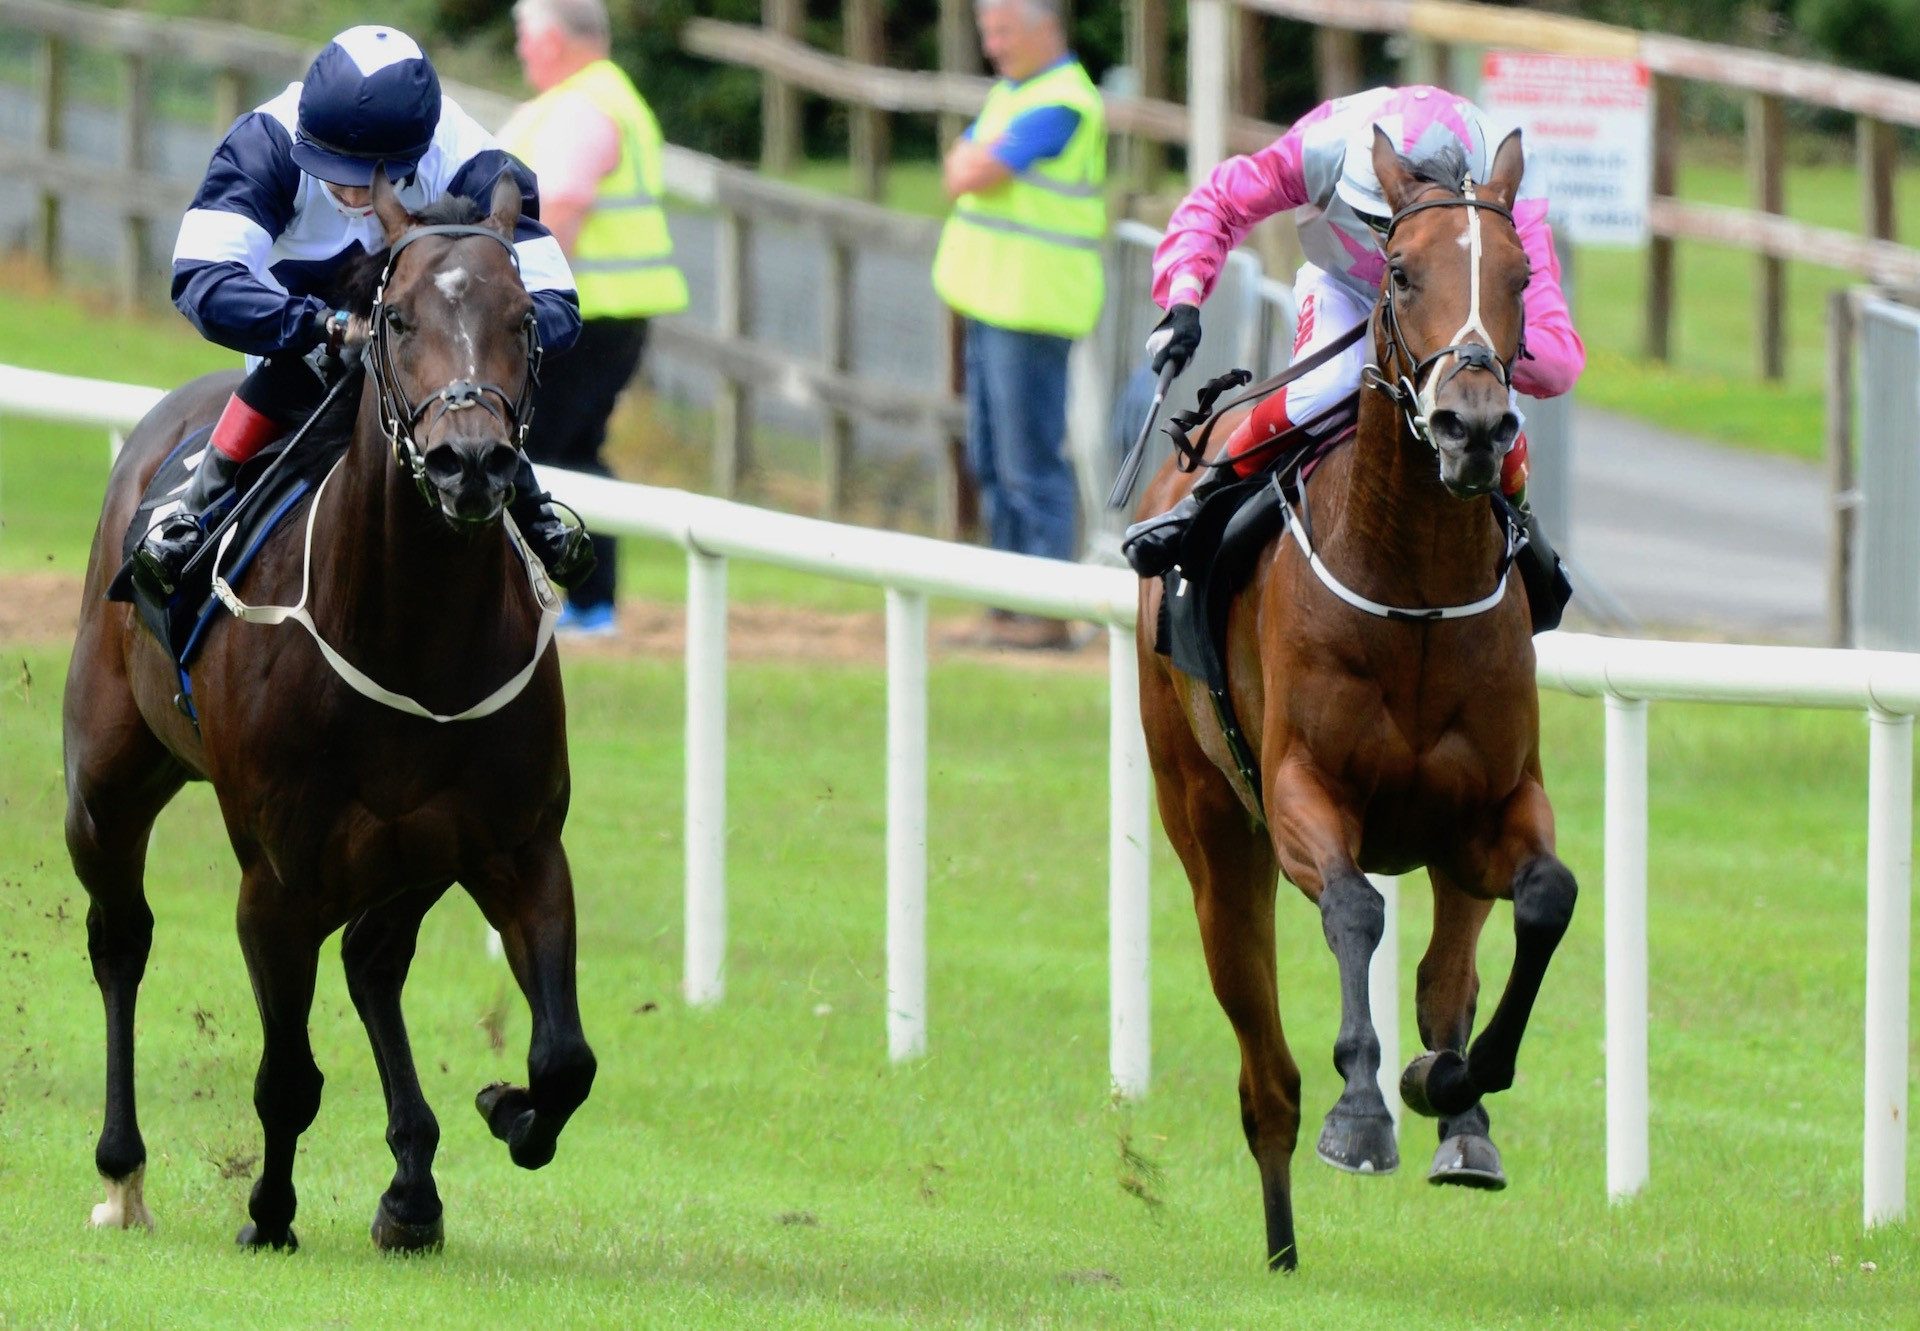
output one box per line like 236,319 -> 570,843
385,308 -> 408,334
1390,265 -> 1410,292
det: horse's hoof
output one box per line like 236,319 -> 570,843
476,1082 -> 553,1170
371,1199 -> 445,1254
90,1168 -> 155,1231
1427,1133 -> 1507,1190
1400,1050 -> 1478,1119
1314,1110 -> 1399,1176
236,1222 -> 298,1252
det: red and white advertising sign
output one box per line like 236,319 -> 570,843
1479,51 -> 1652,246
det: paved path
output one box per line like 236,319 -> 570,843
1567,406 -> 1827,643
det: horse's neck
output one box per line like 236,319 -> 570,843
1312,380 -> 1504,609
319,390 -> 528,667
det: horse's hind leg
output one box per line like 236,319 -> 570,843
343,884 -> 452,1253
234,864 -> 324,1251
1402,783 -> 1577,1123
466,836 -> 596,1171
1144,693 -> 1300,1269
1415,870 -> 1505,1189
64,653 -> 185,1231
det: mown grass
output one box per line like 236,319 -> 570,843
2,632 -> 1916,1327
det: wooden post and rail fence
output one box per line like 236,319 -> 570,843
692,0 -> 1920,386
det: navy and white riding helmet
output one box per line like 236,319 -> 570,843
291,26 -> 442,187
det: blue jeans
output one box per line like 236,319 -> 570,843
964,320 -> 1077,562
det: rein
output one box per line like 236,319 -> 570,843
368,223 -> 543,507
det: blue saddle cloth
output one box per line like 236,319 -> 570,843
106,418 -> 354,716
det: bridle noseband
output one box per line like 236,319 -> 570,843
368,222 -> 543,505
1362,187 -> 1527,450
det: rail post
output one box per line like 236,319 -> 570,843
1863,708 -> 1912,1228
1109,623 -> 1152,1098
1645,75 -> 1678,363
1748,92 -> 1786,382
1605,693 -> 1651,1202
886,589 -> 930,1062
34,34 -> 65,278
713,208 -> 751,498
760,0 -> 803,176
119,53 -> 152,310
684,550 -> 730,1006
1186,0 -> 1230,184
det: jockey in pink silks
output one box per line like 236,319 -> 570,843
1121,85 -> 1585,595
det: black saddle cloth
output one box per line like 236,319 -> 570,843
106,409 -> 354,676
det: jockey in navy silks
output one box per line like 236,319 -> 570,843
137,25 -> 590,596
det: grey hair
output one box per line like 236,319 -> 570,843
975,0 -> 1066,23
512,0 -> 611,46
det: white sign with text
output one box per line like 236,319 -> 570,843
1479,51 -> 1653,246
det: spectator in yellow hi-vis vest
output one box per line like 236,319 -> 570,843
933,0 -> 1106,651
503,0 -> 686,636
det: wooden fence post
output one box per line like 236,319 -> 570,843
213,66 -> 248,131
1826,288 -> 1857,647
1125,0 -> 1169,193
821,234 -> 854,519
1404,38 -> 1452,89
761,0 -> 802,176
34,34 -> 65,278
938,0 -> 979,149
1645,74 -> 1677,363
1232,3 -> 1266,121
1187,0 -> 1231,184
120,52 -> 152,310
1858,116 -> 1897,243
1748,91 -> 1786,382
846,0 -> 889,203
1315,27 -> 1364,101
713,207 -> 751,497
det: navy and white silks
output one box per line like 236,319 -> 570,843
171,84 -> 582,360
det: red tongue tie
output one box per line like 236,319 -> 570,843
209,393 -> 281,463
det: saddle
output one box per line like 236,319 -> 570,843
106,373 -> 361,718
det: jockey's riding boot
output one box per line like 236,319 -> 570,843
1121,468 -> 1233,578
508,454 -> 596,592
132,447 -> 243,599
1514,501 -> 1573,635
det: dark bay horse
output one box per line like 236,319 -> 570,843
63,168 -> 595,1252
1135,129 -> 1577,1271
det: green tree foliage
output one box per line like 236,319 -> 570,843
1793,0 -> 1920,78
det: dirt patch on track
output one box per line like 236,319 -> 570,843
1,573 -> 1107,673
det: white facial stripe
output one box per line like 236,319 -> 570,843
435,267 -> 469,302
1417,182 -> 1496,425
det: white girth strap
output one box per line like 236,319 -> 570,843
1282,498 -> 1516,622
210,457 -> 561,723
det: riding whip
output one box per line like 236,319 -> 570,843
1106,359 -> 1179,510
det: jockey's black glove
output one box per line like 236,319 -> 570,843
1145,302 -> 1202,375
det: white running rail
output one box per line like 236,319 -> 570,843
3,364 -> 1911,1230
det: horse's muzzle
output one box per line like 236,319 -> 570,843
423,437 -> 520,525
1431,407 -> 1519,498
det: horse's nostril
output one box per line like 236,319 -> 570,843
1429,410 -> 1469,445
1493,413 -> 1521,451
482,443 -> 519,488
423,446 -> 465,487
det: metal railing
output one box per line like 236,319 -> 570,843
3,362 -> 1911,1230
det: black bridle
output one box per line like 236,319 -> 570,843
367,222 -> 543,503
1363,189 -> 1528,448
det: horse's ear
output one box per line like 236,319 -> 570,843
1369,125 -> 1418,214
371,163 -> 411,245
1483,128 -> 1525,210
487,173 -> 524,237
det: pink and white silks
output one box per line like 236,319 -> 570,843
1151,85 -> 1584,478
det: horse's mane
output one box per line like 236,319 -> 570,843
330,194 -> 488,317
1399,141 -> 1470,196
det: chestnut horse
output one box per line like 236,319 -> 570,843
62,169 -> 594,1252
1135,129 -> 1577,1271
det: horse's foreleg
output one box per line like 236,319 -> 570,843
466,838 -> 596,1172
65,661 -> 184,1233
343,884 -> 451,1253
1403,784 -> 1577,1122
1414,871 -> 1505,1188
234,866 -> 324,1251
1267,766 -> 1399,1181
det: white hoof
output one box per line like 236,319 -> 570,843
90,1168 -> 155,1231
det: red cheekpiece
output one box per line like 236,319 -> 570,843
209,393 -> 280,463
